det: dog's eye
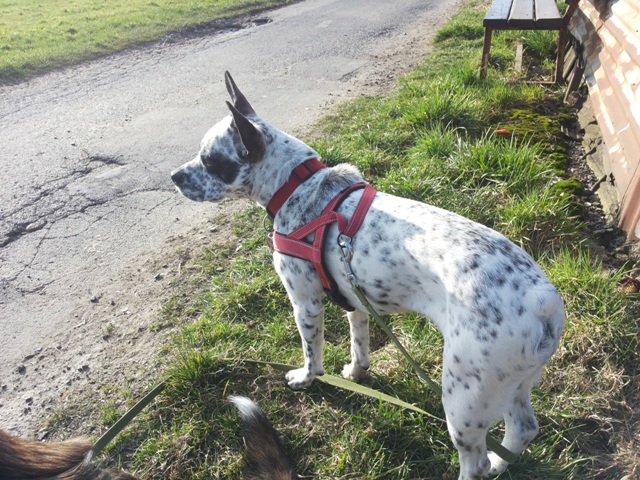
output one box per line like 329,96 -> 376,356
201,153 -> 240,184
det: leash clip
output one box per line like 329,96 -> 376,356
337,234 -> 358,287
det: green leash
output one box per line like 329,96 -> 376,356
89,382 -> 165,458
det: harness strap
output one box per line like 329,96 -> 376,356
266,158 -> 326,220
271,183 -> 377,311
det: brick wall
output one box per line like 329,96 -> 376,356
569,0 -> 640,240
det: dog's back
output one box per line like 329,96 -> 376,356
230,396 -> 298,480
0,429 -> 137,480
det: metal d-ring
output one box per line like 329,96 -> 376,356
262,214 -> 273,234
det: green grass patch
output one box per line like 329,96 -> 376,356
43,0 -> 639,479
0,0 -> 294,84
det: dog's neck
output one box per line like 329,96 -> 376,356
265,158 -> 326,219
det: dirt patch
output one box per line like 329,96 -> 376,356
0,200 -> 245,440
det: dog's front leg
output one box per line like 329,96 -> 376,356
285,302 -> 326,389
342,309 -> 370,382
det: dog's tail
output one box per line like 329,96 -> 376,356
0,429 -> 138,480
229,396 -> 298,480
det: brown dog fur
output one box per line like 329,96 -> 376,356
0,429 -> 137,480
0,396 -> 296,480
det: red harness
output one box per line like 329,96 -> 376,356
266,158 -> 376,311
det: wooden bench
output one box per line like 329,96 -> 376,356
480,0 -> 580,83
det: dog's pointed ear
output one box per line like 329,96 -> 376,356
226,101 -> 266,163
224,71 -> 256,117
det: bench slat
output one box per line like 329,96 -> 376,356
484,0 -> 563,29
534,0 -> 563,28
509,0 -> 535,25
483,0 -> 513,28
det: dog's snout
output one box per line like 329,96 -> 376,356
171,169 -> 186,186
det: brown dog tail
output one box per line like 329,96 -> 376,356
0,429 -> 138,480
229,396 -> 298,480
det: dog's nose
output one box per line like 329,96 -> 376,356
171,169 -> 185,186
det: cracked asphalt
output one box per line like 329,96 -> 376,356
0,0 -> 458,433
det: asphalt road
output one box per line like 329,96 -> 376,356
0,0 -> 458,383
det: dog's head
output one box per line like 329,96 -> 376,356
170,72 -> 267,202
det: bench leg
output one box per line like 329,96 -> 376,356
480,28 -> 493,79
556,0 -> 581,84
555,26 -> 568,84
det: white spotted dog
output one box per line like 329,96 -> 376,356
171,72 -> 566,480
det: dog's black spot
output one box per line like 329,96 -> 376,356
453,355 -> 461,363
467,370 -> 482,383
482,349 -> 490,357
201,153 -> 240,184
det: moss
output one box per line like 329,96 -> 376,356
550,177 -> 585,215
495,107 -> 571,172
551,177 -> 583,196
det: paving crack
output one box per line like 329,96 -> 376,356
1,153 -> 127,248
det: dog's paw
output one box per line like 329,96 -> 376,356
342,362 -> 368,382
285,368 -> 317,390
487,451 -> 510,477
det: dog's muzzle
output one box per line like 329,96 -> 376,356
170,168 -> 206,202
170,168 -> 187,188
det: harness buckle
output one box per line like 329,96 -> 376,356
337,234 -> 353,261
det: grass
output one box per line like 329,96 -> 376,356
31,0 -> 639,478
0,0 -> 294,84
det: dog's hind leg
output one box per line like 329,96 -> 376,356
441,351 -> 505,480
342,309 -> 370,382
487,370 -> 542,476
445,413 -> 492,480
